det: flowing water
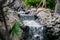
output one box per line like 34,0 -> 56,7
22,20 -> 44,40
18,13 -> 44,40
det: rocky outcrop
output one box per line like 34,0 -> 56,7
28,8 -> 60,40
37,13 -> 60,40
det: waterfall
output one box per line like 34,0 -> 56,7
29,27 -> 43,40
18,13 -> 44,40
23,20 -> 43,40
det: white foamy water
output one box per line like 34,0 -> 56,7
22,20 -> 43,40
23,20 -> 42,28
19,14 -> 43,40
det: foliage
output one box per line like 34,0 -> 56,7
9,20 -> 20,37
24,0 -> 41,7
24,0 -> 56,10
46,0 -> 56,10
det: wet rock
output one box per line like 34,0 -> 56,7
27,8 -> 37,14
37,12 -> 60,40
29,8 -> 60,40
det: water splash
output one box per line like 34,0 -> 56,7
22,20 -> 43,40
18,13 -> 44,40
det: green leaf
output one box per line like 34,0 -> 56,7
10,20 -> 20,37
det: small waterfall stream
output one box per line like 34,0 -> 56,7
18,13 -> 44,40
23,20 -> 43,40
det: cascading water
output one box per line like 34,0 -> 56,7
23,20 -> 43,40
18,13 -> 44,40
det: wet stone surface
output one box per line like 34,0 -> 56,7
18,13 -> 44,40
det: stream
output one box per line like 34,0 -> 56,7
18,13 -> 44,40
